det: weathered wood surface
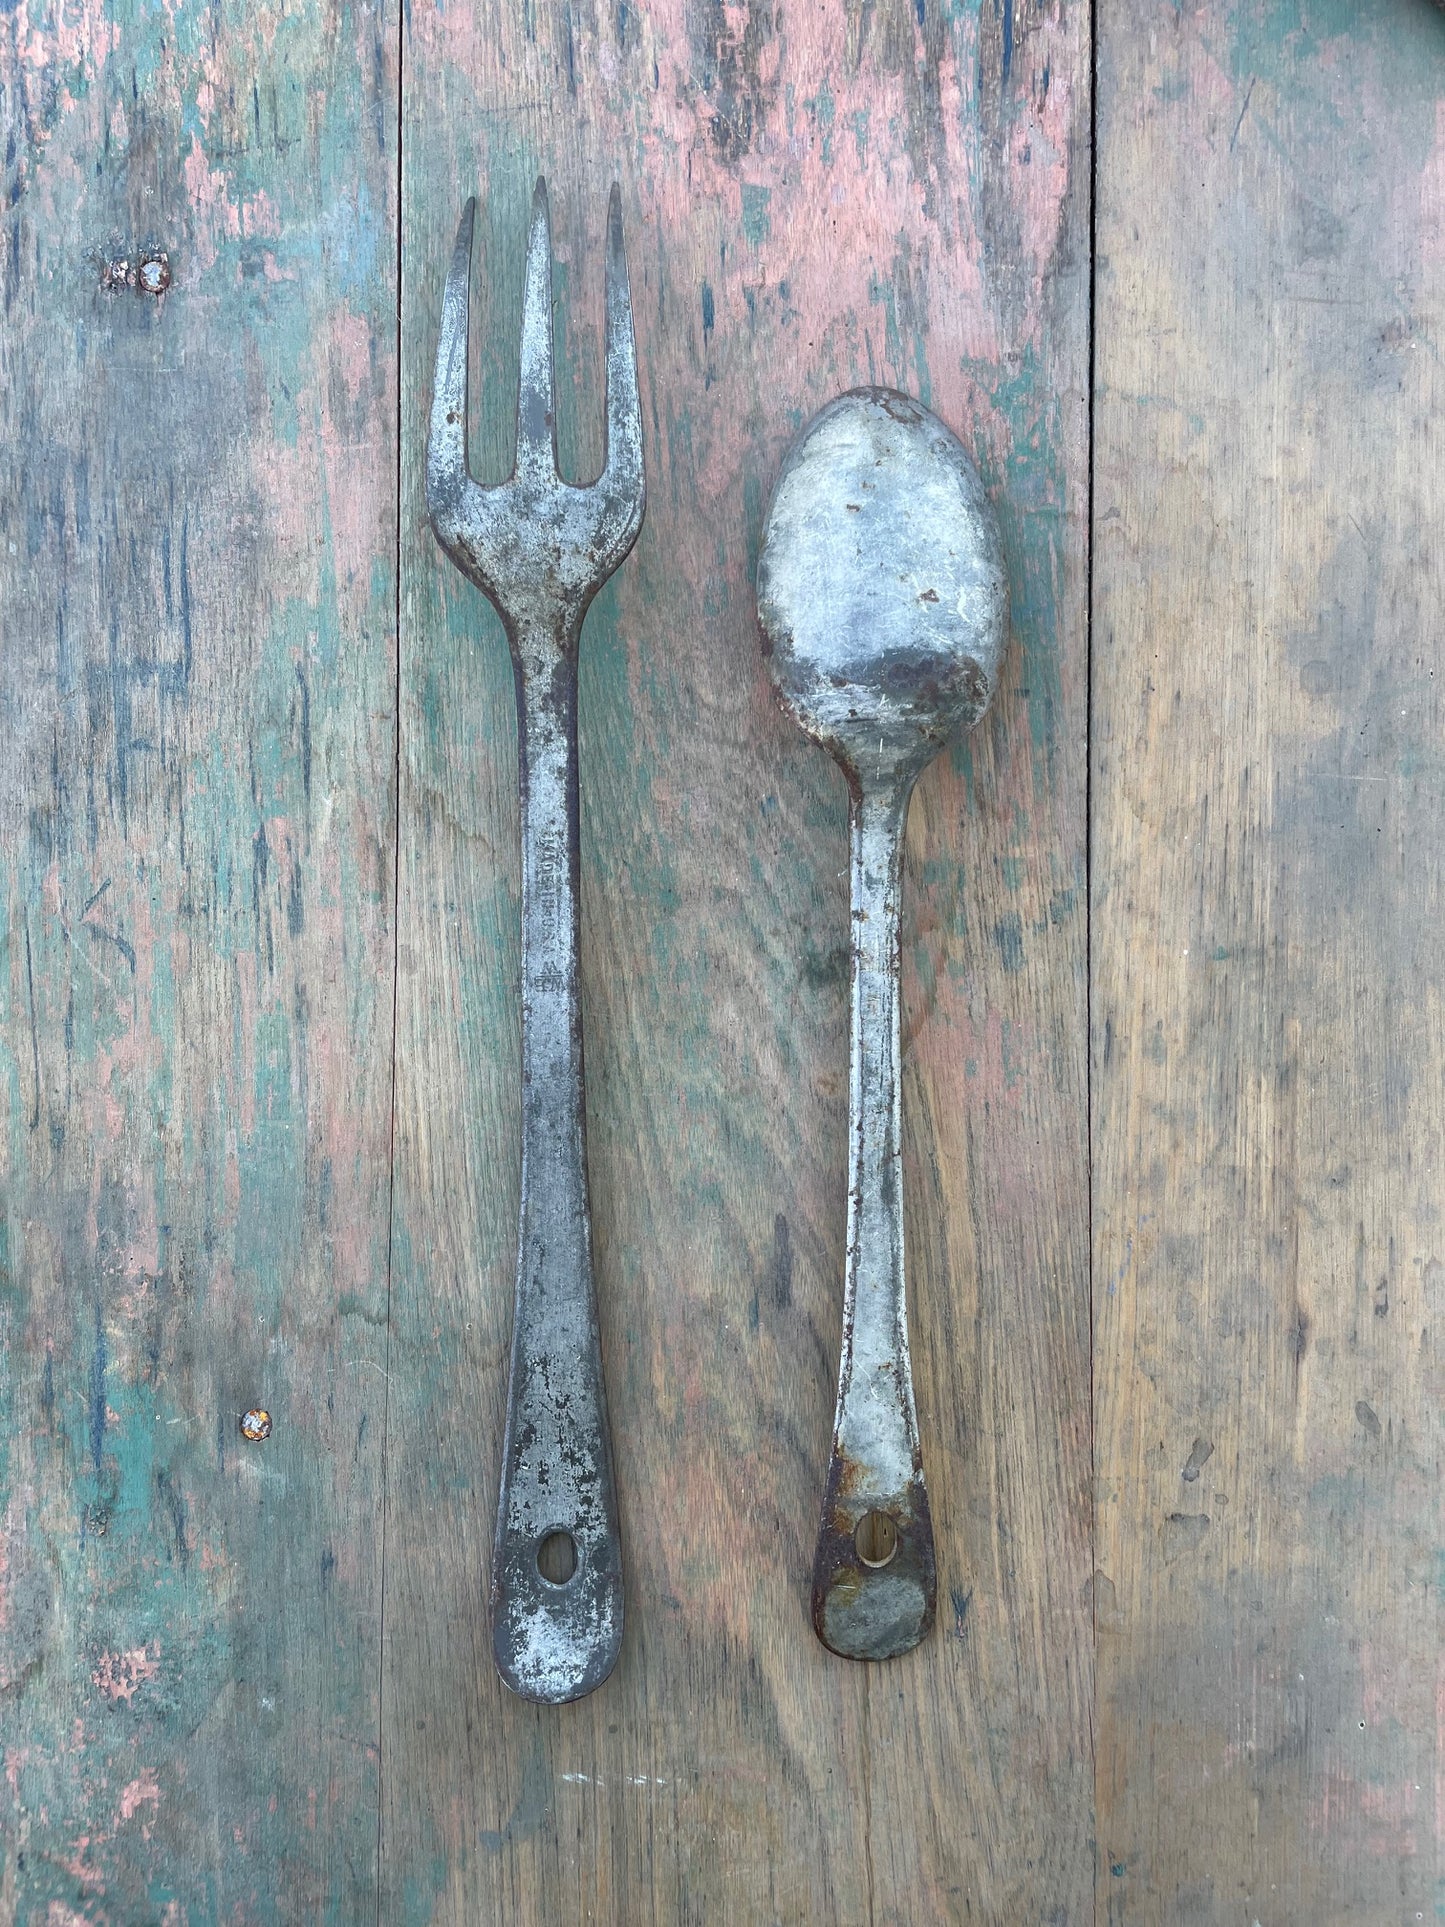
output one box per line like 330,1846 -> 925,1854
384,0 -> 1092,1921
10,0 -> 1443,1919
0,0 -> 397,1919
1092,3 -> 1445,1921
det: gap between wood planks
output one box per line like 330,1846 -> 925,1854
375,7 -> 406,1918
1085,0 -> 1101,1861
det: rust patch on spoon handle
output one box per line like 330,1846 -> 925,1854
812,1460 -> 936,1662
811,781 -> 937,1660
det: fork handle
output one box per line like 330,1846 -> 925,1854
489,646 -> 623,1703
810,780 -> 936,1659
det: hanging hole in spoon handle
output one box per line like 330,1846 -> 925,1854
813,1469 -> 937,1659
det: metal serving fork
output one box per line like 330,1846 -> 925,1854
427,179 -> 645,1703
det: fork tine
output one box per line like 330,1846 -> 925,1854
515,177 -> 558,483
427,198 -> 477,537
601,183 -> 644,507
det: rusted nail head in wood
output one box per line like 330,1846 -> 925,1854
240,1409 -> 272,1441
99,251 -> 171,294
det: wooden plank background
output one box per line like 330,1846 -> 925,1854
0,0 -> 1440,1921
1092,2 -> 1445,1922
0,0 -> 399,1918
385,0 -> 1091,1920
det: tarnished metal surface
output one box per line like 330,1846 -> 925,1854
757,388 -> 1008,1661
427,180 -> 645,1702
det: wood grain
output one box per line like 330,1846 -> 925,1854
0,0 -> 397,1917
1092,4 -> 1445,1920
8,1 -> 1439,1918
384,0 -> 1092,1920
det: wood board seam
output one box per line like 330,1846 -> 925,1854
378,1 -> 407,1919
1085,6 -> 1102,1922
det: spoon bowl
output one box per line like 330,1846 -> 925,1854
757,388 -> 1007,797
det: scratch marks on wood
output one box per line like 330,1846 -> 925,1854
1229,75 -> 1256,153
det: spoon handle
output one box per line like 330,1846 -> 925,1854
811,782 -> 936,1660
489,647 -> 623,1702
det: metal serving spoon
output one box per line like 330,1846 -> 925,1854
756,387 -> 1008,1660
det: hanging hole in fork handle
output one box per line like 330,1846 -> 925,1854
537,1529 -> 579,1586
